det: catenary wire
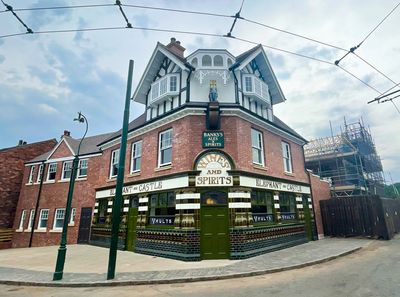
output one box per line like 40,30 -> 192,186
0,3 -> 116,13
1,0 -> 33,33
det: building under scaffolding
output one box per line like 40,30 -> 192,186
304,120 -> 384,197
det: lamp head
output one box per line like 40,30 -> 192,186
73,111 -> 85,123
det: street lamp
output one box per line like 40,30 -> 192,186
53,112 -> 88,281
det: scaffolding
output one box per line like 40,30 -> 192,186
304,119 -> 384,197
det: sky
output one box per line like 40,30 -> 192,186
0,0 -> 399,182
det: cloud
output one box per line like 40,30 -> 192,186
26,0 -> 72,30
0,55 -> 4,64
38,103 -> 59,114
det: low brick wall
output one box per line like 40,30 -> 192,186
230,224 -> 307,259
135,229 -> 201,261
89,226 -> 126,250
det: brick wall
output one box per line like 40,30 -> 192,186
12,140 -> 103,248
308,171 -> 331,238
99,114 -> 309,188
0,139 -> 57,229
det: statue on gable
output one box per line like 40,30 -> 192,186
209,80 -> 218,102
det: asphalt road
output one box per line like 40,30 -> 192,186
1,236 -> 399,297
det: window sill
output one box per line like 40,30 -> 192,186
34,229 -> 47,233
68,223 -> 75,227
253,164 -> 268,172
24,229 -> 32,233
49,229 -> 62,233
43,180 -> 56,184
129,171 -> 141,177
284,172 -> 294,177
107,177 -> 117,183
155,165 -> 172,172
15,229 -> 23,233
25,183 -> 33,186
76,177 -> 87,181
58,179 -> 70,183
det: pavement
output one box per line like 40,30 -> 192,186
0,237 -> 372,287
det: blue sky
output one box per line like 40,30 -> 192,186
0,0 -> 399,182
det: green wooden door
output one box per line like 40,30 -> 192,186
201,206 -> 230,259
125,208 -> 138,252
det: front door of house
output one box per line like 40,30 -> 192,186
77,207 -> 92,244
200,191 -> 230,259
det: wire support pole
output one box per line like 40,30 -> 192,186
115,1 -> 132,28
107,59 -> 134,280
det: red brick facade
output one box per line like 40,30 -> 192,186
12,139 -> 104,247
0,139 -> 57,230
308,171 -> 331,238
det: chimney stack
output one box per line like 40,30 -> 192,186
17,140 -> 27,146
63,130 -> 71,137
166,37 -> 185,58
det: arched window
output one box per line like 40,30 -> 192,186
227,58 -> 233,67
213,55 -> 223,67
202,55 -> 212,67
191,57 -> 198,67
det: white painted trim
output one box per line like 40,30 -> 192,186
139,197 -> 149,203
273,195 -> 279,200
274,203 -> 280,209
296,204 -> 303,209
93,209 -> 98,213
228,202 -> 251,208
296,197 -> 303,202
138,206 -> 148,212
107,201 -> 113,206
176,193 -> 201,200
176,203 -> 200,210
228,192 -> 251,199
107,208 -> 113,212
44,153 -> 102,164
46,138 -> 71,161
25,162 -> 43,167
124,199 -> 130,204
95,202 -> 99,207
123,207 -> 129,212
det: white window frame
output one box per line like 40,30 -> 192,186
28,166 -> 35,184
130,141 -> 142,173
18,210 -> 26,230
27,209 -> 35,230
282,142 -> 293,173
251,128 -> 264,166
36,164 -> 44,183
110,149 -> 119,178
61,161 -> 73,180
149,74 -> 180,105
69,208 -> 76,225
38,209 -> 49,229
46,163 -> 57,181
78,159 -> 88,178
53,208 -> 65,230
242,74 -> 270,105
158,129 -> 173,167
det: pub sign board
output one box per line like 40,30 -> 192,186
202,131 -> 224,148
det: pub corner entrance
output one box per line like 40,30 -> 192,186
200,191 -> 230,260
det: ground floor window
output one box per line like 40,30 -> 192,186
279,192 -> 296,220
53,208 -> 65,229
97,199 -> 108,224
251,191 -> 274,223
38,209 -> 49,229
149,192 -> 175,226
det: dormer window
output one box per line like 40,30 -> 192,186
213,55 -> 223,67
242,74 -> 271,106
149,74 -> 180,106
191,58 -> 198,67
202,55 -> 212,66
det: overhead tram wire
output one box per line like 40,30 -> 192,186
0,3 -> 115,14
1,0 -> 33,34
224,0 -> 245,38
334,1 -> 400,65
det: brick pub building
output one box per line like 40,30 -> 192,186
13,39 -> 330,260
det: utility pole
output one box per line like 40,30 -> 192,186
107,59 -> 134,280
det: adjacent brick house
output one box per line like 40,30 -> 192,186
0,139 -> 57,248
12,131 -> 112,247
12,39 -> 330,261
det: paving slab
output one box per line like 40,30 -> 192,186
0,238 -> 371,287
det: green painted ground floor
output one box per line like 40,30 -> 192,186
90,186 -> 315,261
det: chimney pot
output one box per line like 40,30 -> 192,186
63,130 -> 71,137
166,37 -> 185,58
18,140 -> 23,146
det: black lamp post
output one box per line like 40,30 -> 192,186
53,112 -> 88,281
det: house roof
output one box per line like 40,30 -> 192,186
28,132 -> 114,163
97,113 -> 147,147
272,116 -> 307,143
0,138 -> 57,153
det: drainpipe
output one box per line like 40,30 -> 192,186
185,62 -> 195,103
29,161 -> 46,247
229,62 -> 241,104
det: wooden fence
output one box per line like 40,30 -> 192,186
320,195 -> 400,240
